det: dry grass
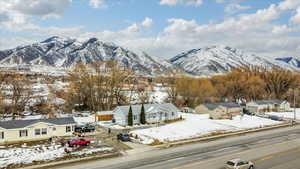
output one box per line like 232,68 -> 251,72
150,139 -> 163,146
164,118 -> 185,123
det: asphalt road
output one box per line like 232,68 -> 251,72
53,125 -> 300,169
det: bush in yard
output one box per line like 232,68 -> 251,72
140,104 -> 146,124
150,139 -> 163,146
128,106 -> 133,126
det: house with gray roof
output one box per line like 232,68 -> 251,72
112,103 -> 180,126
195,102 -> 242,119
0,117 -> 76,144
246,100 -> 290,113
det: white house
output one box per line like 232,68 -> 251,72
246,100 -> 290,113
112,103 -> 180,126
0,117 -> 76,145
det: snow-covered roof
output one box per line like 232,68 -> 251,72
114,103 -> 180,115
0,117 -> 76,129
252,99 -> 287,105
203,102 -> 241,110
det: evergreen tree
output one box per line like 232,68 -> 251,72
140,104 -> 146,124
128,106 -> 133,126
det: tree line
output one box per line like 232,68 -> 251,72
160,66 -> 300,108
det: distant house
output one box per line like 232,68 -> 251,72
0,117 -> 76,145
112,103 -> 180,126
181,107 -> 196,114
195,102 -> 242,119
246,100 -> 290,113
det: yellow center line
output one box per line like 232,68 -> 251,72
254,147 -> 300,163
172,140 -> 300,169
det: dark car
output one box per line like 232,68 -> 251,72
269,115 -> 283,121
75,124 -> 96,133
67,138 -> 91,147
117,133 -> 131,142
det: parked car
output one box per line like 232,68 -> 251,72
269,115 -> 283,121
117,133 -> 131,142
75,124 -> 96,133
67,138 -> 91,147
225,159 -> 254,169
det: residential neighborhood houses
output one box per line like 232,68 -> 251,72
0,117 -> 76,145
0,99 -> 297,169
246,100 -> 291,114
112,103 -> 180,126
195,102 -> 242,119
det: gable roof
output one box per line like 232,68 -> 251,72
0,117 -> 76,129
252,99 -> 286,105
203,102 -> 241,110
114,103 -> 180,115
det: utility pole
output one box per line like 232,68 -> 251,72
293,88 -> 297,124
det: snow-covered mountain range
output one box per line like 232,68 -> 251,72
0,37 -> 298,76
0,36 -> 173,75
170,45 -> 300,76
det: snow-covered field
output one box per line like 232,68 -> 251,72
267,108 -> 300,120
0,144 -> 112,168
130,113 -> 282,144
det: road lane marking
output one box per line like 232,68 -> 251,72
254,147 -> 300,163
259,155 -> 273,161
172,139 -> 300,169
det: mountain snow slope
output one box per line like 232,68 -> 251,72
170,45 -> 300,76
0,38 -> 299,77
275,57 -> 300,68
0,36 -> 173,75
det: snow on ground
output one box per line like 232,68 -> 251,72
130,113 -> 282,144
267,108 -> 300,120
0,144 -> 112,168
71,146 -> 112,156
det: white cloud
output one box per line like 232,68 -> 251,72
160,0 -> 203,7
291,7 -> 300,24
81,1 -> 300,59
1,0 -> 72,18
89,0 -> 106,8
225,3 -> 250,14
142,17 -> 153,28
279,0 -> 300,10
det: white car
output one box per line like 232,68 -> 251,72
225,159 -> 254,169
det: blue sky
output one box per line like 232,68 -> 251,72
0,0 -> 299,58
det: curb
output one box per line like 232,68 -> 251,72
156,122 -> 296,148
22,152 -> 121,169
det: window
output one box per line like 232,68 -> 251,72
35,129 -> 41,135
66,126 -> 71,132
52,127 -> 56,131
237,162 -> 245,166
226,161 -> 235,166
72,125 -> 75,132
19,130 -> 28,137
0,132 -> 4,139
133,115 -> 137,120
42,128 -> 47,135
172,112 -> 175,116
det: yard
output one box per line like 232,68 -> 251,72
130,113 -> 283,144
0,141 -> 113,169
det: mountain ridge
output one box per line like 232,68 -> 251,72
0,37 -> 298,76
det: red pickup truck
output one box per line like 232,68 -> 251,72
67,138 -> 91,147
